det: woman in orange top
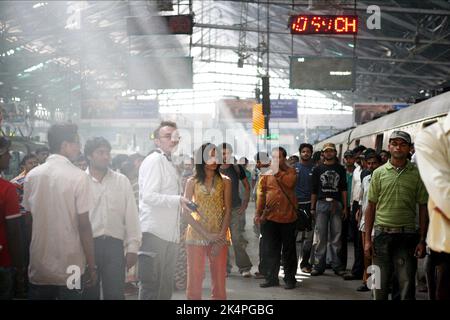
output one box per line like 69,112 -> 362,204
183,143 -> 232,300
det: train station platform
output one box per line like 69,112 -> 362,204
127,202 -> 428,300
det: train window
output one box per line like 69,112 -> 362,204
375,134 -> 383,152
422,119 -> 437,128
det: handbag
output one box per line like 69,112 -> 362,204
273,177 -> 311,231
296,207 -> 312,231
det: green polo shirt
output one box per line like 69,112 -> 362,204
368,160 -> 428,229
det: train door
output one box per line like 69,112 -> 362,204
375,134 -> 383,152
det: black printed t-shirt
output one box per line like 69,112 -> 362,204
311,163 -> 347,204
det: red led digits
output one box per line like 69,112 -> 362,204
292,16 -> 308,32
289,15 -> 358,35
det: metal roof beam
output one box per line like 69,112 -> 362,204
191,43 -> 450,66
357,71 -> 444,81
217,0 -> 450,16
194,23 -> 450,45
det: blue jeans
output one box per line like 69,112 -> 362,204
312,200 -> 343,272
227,208 -> 252,274
82,236 -> 125,300
372,231 -> 418,300
0,267 -> 13,300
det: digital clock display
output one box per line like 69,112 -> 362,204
289,15 -> 358,35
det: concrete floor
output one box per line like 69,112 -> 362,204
172,203 -> 372,300
130,202 -> 428,300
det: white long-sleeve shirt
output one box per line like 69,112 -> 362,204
351,163 -> 362,203
86,168 -> 142,254
138,149 -> 181,243
415,113 -> 450,253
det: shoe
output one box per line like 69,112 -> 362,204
284,282 -> 296,290
301,266 -> 312,273
343,273 -> 360,280
260,281 -> 279,288
241,271 -> 252,278
334,270 -> 347,277
310,270 -> 323,276
254,272 -> 265,279
357,284 -> 370,292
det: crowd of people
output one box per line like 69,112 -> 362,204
0,115 -> 449,300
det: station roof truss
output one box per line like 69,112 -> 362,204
0,0 -> 449,117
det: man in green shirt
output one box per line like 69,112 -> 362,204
364,131 -> 428,300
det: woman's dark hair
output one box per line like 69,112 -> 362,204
299,143 -> 313,153
194,143 -> 220,184
47,123 -> 78,154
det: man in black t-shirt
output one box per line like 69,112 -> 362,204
310,142 -> 348,276
218,143 -> 252,277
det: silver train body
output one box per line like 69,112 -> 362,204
314,91 -> 450,162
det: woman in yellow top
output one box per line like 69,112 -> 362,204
183,143 -> 232,300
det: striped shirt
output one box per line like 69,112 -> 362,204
368,160 -> 428,229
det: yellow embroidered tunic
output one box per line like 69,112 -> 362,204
185,176 -> 231,245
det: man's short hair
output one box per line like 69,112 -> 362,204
35,146 -> 49,154
312,151 -> 322,162
365,152 -> 382,163
84,137 -> 111,157
153,121 -> 177,139
218,143 -> 233,153
272,146 -> 287,158
112,154 -> 129,171
299,143 -> 313,153
254,151 -> 270,164
47,123 -> 78,154
344,150 -> 354,158
239,157 -> 249,165
353,145 -> 367,154
0,137 -> 11,156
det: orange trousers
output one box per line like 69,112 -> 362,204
186,244 -> 227,300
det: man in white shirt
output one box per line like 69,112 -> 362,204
138,121 -> 191,300
342,145 -> 366,280
82,137 -> 141,300
415,113 -> 450,300
23,123 -> 97,300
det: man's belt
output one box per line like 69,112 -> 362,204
318,197 -> 334,202
374,226 -> 417,234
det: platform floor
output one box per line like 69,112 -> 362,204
129,202 -> 428,300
